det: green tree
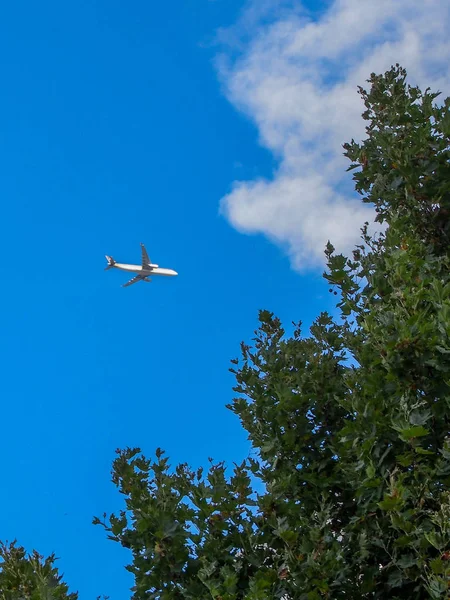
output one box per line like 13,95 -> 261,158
95,65 -> 450,598
0,541 -> 77,600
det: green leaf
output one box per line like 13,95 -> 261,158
425,532 -> 446,550
396,452 -> 415,467
365,464 -> 376,478
398,425 -> 429,441
387,569 -> 403,588
394,535 -> 414,548
415,447 -> 434,455
396,554 -> 416,569
279,530 -> 298,545
429,558 -> 444,575
379,494 -> 402,511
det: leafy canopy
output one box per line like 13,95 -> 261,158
0,541 -> 78,600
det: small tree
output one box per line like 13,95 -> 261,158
96,65 -> 450,598
0,541 -> 77,600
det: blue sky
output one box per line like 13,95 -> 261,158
0,1 -> 333,597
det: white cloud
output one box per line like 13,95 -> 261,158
216,0 -> 450,271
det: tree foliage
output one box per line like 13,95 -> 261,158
93,66 -> 450,598
0,541 -> 77,600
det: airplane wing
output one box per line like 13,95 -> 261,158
141,243 -> 150,267
122,275 -> 144,287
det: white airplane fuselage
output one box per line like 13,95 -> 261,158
113,263 -> 178,277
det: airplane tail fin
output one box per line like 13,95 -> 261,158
105,255 -> 115,270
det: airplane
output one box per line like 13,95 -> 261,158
105,243 -> 178,287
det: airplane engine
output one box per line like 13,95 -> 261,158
149,263 -> 159,269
